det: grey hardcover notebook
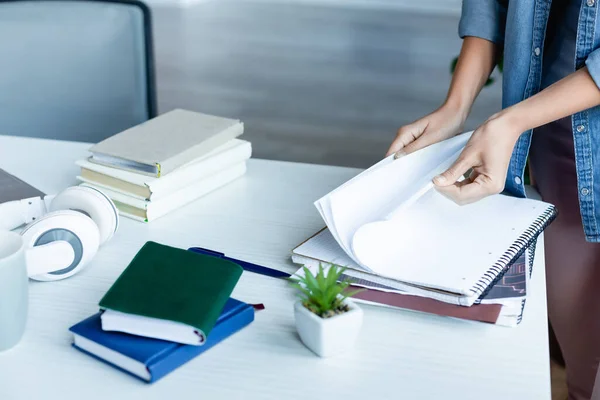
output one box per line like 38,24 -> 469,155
88,109 -> 244,177
0,169 -> 45,203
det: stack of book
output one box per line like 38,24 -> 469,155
69,241 -> 256,383
75,109 -> 251,222
293,230 -> 533,327
291,131 -> 557,327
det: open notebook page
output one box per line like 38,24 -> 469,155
314,154 -> 394,266
351,186 -> 553,296
312,137 -> 458,262
292,228 -> 537,307
293,228 -> 361,271
292,229 -> 475,305
321,132 -> 471,267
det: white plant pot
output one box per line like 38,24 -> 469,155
294,298 -> 363,357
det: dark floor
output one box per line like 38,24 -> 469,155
150,1 -> 502,169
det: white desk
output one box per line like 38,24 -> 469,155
0,135 -> 551,400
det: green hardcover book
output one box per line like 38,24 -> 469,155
98,241 -> 243,345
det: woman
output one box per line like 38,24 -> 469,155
386,1 -> 600,399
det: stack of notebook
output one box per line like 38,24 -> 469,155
69,241 -> 255,383
291,131 -> 557,327
75,109 -> 251,222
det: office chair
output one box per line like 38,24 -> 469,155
0,0 -> 157,143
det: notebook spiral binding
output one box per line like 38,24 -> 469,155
527,238 -> 537,276
515,241 -> 536,325
470,205 -> 558,301
516,298 -> 527,324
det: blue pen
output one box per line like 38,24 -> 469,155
188,247 -> 292,279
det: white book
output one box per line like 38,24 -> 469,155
305,131 -> 556,306
100,310 -> 203,346
88,109 -> 244,177
80,162 -> 247,222
76,139 -> 251,201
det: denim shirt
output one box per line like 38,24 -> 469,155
459,0 -> 600,242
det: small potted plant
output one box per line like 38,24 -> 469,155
289,263 -> 364,357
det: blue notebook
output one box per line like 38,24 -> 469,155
69,298 -> 255,383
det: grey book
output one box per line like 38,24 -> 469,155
88,109 -> 244,177
0,169 -> 45,203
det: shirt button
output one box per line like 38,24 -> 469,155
534,47 -> 541,56
588,0 -> 595,7
577,125 -> 586,132
514,176 -> 522,185
582,188 -> 590,196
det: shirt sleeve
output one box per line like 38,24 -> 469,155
458,0 -> 508,44
585,49 -> 600,90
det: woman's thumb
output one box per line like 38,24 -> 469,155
433,155 -> 473,187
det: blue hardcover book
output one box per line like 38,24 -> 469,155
69,298 -> 255,383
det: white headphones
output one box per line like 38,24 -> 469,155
0,185 -> 119,281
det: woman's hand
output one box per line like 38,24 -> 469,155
432,111 -> 522,205
386,36 -> 500,158
433,66 -> 600,206
386,103 -> 467,158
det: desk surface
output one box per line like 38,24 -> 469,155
0,135 -> 551,400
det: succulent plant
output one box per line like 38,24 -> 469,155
289,264 -> 363,318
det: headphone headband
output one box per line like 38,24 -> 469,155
0,196 -> 49,231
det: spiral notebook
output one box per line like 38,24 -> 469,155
307,131 -> 557,306
292,243 -> 533,326
293,228 -> 541,307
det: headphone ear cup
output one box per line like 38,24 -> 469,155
21,210 -> 100,281
48,185 -> 118,246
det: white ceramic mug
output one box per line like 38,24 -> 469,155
0,230 -> 28,352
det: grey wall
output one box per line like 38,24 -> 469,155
152,0 -> 502,169
0,0 -> 502,169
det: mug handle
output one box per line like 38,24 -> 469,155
25,241 -> 75,277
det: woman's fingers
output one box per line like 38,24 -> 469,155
433,154 -> 475,187
398,131 -> 437,157
422,107 -> 519,206
433,151 -> 488,205
435,173 -> 497,205
433,149 -> 506,205
387,104 -> 467,159
386,120 -> 427,157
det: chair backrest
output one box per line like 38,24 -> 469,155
0,0 -> 156,143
